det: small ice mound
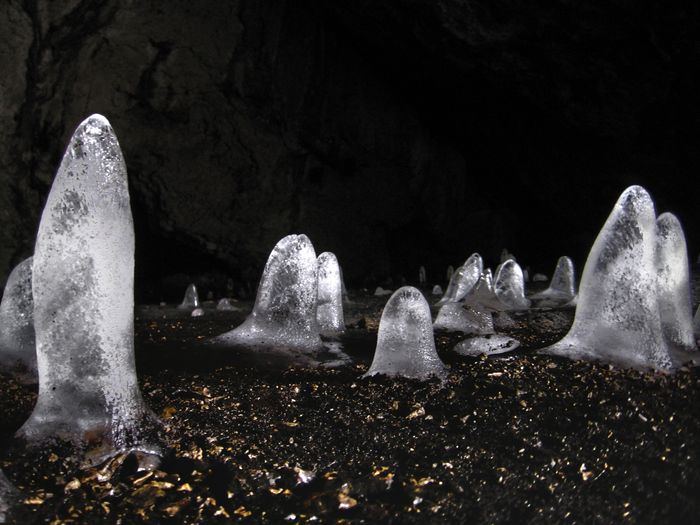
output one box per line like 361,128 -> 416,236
540,186 -> 673,371
453,334 -> 520,356
494,260 -> 531,310
191,307 -> 205,317
433,303 -> 494,335
363,286 -> 446,380
209,234 -> 323,352
432,285 -> 443,296
464,269 -> 504,311
656,213 -> 696,352
374,286 -> 392,296
532,273 -> 548,282
418,266 -> 427,286
178,283 -> 199,310
0,257 -> 36,379
437,253 -> 482,305
316,252 -> 345,337
531,256 -> 576,304
216,298 -> 239,311
17,114 -> 161,457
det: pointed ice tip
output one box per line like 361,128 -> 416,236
617,185 -> 654,212
80,114 -> 112,136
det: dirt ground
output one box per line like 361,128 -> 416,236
1,291 -> 699,524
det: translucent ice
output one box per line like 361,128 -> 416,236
432,285 -> 443,295
316,252 -> 345,337
464,269 -> 504,311
178,283 -> 199,310
433,303 -> 494,335
17,114 -> 160,455
540,186 -> 674,370
531,256 -> 576,304
418,266 -> 427,286
437,253 -> 483,305
374,287 -> 392,296
494,260 -> 531,310
364,286 -> 446,380
210,234 -> 323,352
453,334 -> 520,356
0,257 -> 36,377
655,213 -> 695,351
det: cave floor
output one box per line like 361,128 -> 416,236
1,293 -> 699,524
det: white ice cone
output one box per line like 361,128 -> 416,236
531,256 -> 576,304
494,259 -> 531,310
17,114 -> 160,455
437,253 -> 482,305
178,283 -> 199,309
316,252 -> 345,337
364,286 -> 446,380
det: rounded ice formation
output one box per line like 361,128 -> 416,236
655,213 -> 696,352
531,256 -> 576,304
494,260 -> 531,310
210,234 -> 323,352
316,252 -> 345,337
178,283 -> 200,309
433,303 -> 494,335
191,307 -> 205,317
532,273 -> 548,282
453,334 -> 520,356
0,257 -> 36,378
432,285 -> 443,295
17,114 -> 161,455
540,186 -> 675,371
364,286 -> 446,380
437,253 -> 482,305
216,298 -> 239,311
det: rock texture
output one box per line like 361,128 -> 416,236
1,1 -> 698,297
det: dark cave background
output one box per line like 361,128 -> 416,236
0,0 -> 698,302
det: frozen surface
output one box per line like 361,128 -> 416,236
437,253 -> 482,305
210,234 -> 323,352
0,257 -> 36,377
655,213 -> 696,352
316,252 -> 345,337
531,256 -> 576,304
432,285 -> 443,296
17,114 -> 159,455
453,334 -> 520,356
541,186 -> 675,371
178,283 -> 199,309
374,287 -> 392,296
216,298 -> 240,311
364,286 -> 446,380
494,260 -> 531,310
433,303 -> 494,335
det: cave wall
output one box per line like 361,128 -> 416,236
1,0 -> 698,298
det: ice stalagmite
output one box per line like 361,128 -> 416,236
494,260 -> 531,310
433,303 -> 494,335
178,283 -> 199,309
541,186 -> 672,371
437,253 -> 482,305
531,256 -> 576,304
464,269 -> 503,311
655,213 -> 696,352
210,234 -> 323,352
0,257 -> 36,378
364,286 -> 446,380
316,252 -> 345,337
17,115 -> 160,455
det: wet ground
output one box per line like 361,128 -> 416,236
1,291 -> 699,524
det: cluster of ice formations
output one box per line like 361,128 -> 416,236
0,257 -> 36,378
433,303 -> 494,335
493,259 -> 531,310
16,115 -> 160,456
453,334 -> 520,356
541,185 -> 697,371
531,256 -> 576,305
179,283 -> 200,309
316,252 -> 345,337
437,253 -> 482,305
364,287 -> 446,380
210,234 -> 323,352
